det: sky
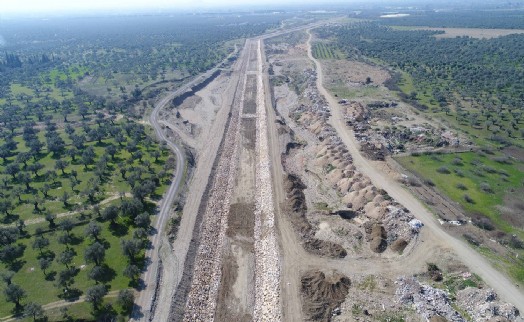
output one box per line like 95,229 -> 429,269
0,0 -> 313,14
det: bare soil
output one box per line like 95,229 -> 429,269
241,118 -> 256,150
322,59 -> 391,86
500,188 -> 524,229
243,75 -> 257,115
283,174 -> 348,258
216,203 -> 256,322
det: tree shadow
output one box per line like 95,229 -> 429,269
97,264 -> 116,283
97,239 -> 110,249
69,234 -> 84,246
94,141 -> 111,148
109,223 -> 129,237
23,187 -> 38,194
9,259 -> 26,272
50,181 -> 62,189
94,303 -> 117,321
131,277 -> 146,291
1,214 -> 20,225
130,303 -> 144,320
37,250 -> 56,261
60,288 -> 82,301
147,226 -> 158,237
10,304 -> 24,316
45,271 -> 57,281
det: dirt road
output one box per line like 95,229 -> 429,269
131,81 -> 188,321
305,29 -> 524,313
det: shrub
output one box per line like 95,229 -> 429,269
411,152 -> 421,157
472,168 -> 484,177
464,194 -> 475,204
456,183 -> 468,190
483,166 -> 497,174
471,216 -> 495,231
424,179 -> 435,186
463,233 -> 480,246
506,236 -> 524,249
407,176 -> 421,187
454,169 -> 465,177
437,166 -> 450,174
479,182 -> 493,193
427,262 -> 442,281
471,159 -> 483,166
493,157 -> 512,164
451,157 -> 463,166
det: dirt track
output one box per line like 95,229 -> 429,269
305,29 -> 524,313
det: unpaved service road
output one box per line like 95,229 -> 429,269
306,29 -> 524,313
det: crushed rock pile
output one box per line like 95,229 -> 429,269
456,287 -> 520,321
396,276 -> 465,322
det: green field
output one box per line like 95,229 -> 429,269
396,151 -> 524,232
312,42 -> 345,60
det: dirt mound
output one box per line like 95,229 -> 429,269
429,316 -> 449,322
284,174 -> 347,258
301,270 -> 351,321
284,174 -> 307,213
364,222 -> 387,253
390,238 -> 408,253
304,238 -> 347,258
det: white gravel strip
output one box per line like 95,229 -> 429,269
253,39 -> 282,322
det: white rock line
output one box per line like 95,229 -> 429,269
253,39 -> 282,322
182,54 -> 246,322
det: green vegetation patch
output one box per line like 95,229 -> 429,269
312,42 -> 345,60
396,151 -> 524,232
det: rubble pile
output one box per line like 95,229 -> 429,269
383,205 -> 417,244
396,276 -> 465,322
456,287 -> 520,321
253,42 -> 282,321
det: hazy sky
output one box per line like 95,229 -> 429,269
1,0 -> 310,13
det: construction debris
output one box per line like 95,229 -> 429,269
456,287 -> 520,321
396,276 -> 465,322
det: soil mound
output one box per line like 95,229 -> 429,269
304,238 -> 347,258
364,222 -> 387,253
429,316 -> 448,322
301,270 -> 351,321
390,238 -> 408,253
284,174 -> 347,258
